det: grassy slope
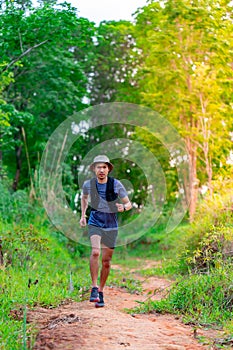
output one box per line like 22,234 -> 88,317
0,220 -> 90,349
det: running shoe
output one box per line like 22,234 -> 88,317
95,291 -> 104,308
89,287 -> 100,302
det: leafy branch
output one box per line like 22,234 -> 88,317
1,40 -> 49,73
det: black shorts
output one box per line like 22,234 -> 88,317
88,225 -> 118,249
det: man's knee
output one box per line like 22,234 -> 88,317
102,257 -> 111,269
91,248 -> 100,258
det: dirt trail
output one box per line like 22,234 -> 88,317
28,262 -> 215,350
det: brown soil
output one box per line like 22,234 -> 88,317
27,261 -> 221,350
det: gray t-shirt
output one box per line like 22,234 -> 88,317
82,178 -> 127,229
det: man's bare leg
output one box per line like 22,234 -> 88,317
99,244 -> 114,292
90,235 -> 101,287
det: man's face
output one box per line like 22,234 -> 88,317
94,162 -> 109,180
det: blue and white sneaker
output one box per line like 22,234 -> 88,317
89,287 -> 100,302
95,291 -> 104,308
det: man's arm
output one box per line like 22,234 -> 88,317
80,194 -> 89,227
116,196 -> 132,212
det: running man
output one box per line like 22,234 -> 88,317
79,155 -> 132,307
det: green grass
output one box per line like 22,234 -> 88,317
126,224 -> 191,258
130,264 -> 233,327
118,206 -> 233,347
126,222 -> 233,330
108,267 -> 143,294
0,221 -> 90,350
113,223 -> 193,279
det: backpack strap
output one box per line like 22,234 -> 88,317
106,177 -> 118,212
106,177 -> 118,202
90,177 -> 118,212
90,177 -> 99,211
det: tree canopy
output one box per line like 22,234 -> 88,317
0,0 -> 232,221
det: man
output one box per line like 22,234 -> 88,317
79,155 -> 132,308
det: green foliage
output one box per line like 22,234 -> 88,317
133,263 -> 233,327
128,0 -> 233,216
195,179 -> 233,223
184,225 -> 233,273
0,1 -> 96,189
128,183 -> 233,328
0,0 -> 232,344
0,65 -> 14,127
1,104 -> 34,177
0,181 -> 34,223
89,20 -> 136,105
0,181 -> 89,349
176,182 -> 233,273
2,224 -> 49,268
127,222 -> 189,260
0,221 -> 90,349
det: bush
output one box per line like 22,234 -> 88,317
175,185 -> 233,274
0,181 -> 45,224
1,224 -> 49,268
184,225 -> 233,273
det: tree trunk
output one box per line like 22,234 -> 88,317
199,93 -> 213,197
202,137 -> 213,197
186,138 -> 199,222
12,131 -> 22,191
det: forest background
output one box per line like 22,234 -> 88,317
0,0 -> 233,349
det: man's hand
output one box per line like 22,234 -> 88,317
115,203 -> 125,212
80,216 -> 87,227
116,199 -> 132,212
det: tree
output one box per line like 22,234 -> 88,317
0,0 -> 32,11
0,68 -> 13,127
89,20 -> 138,105
0,68 -> 14,179
131,0 -> 233,219
0,103 -> 34,190
0,2 -> 96,189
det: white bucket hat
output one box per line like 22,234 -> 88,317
89,155 -> 114,172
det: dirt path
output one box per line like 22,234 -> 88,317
27,262 -> 215,350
